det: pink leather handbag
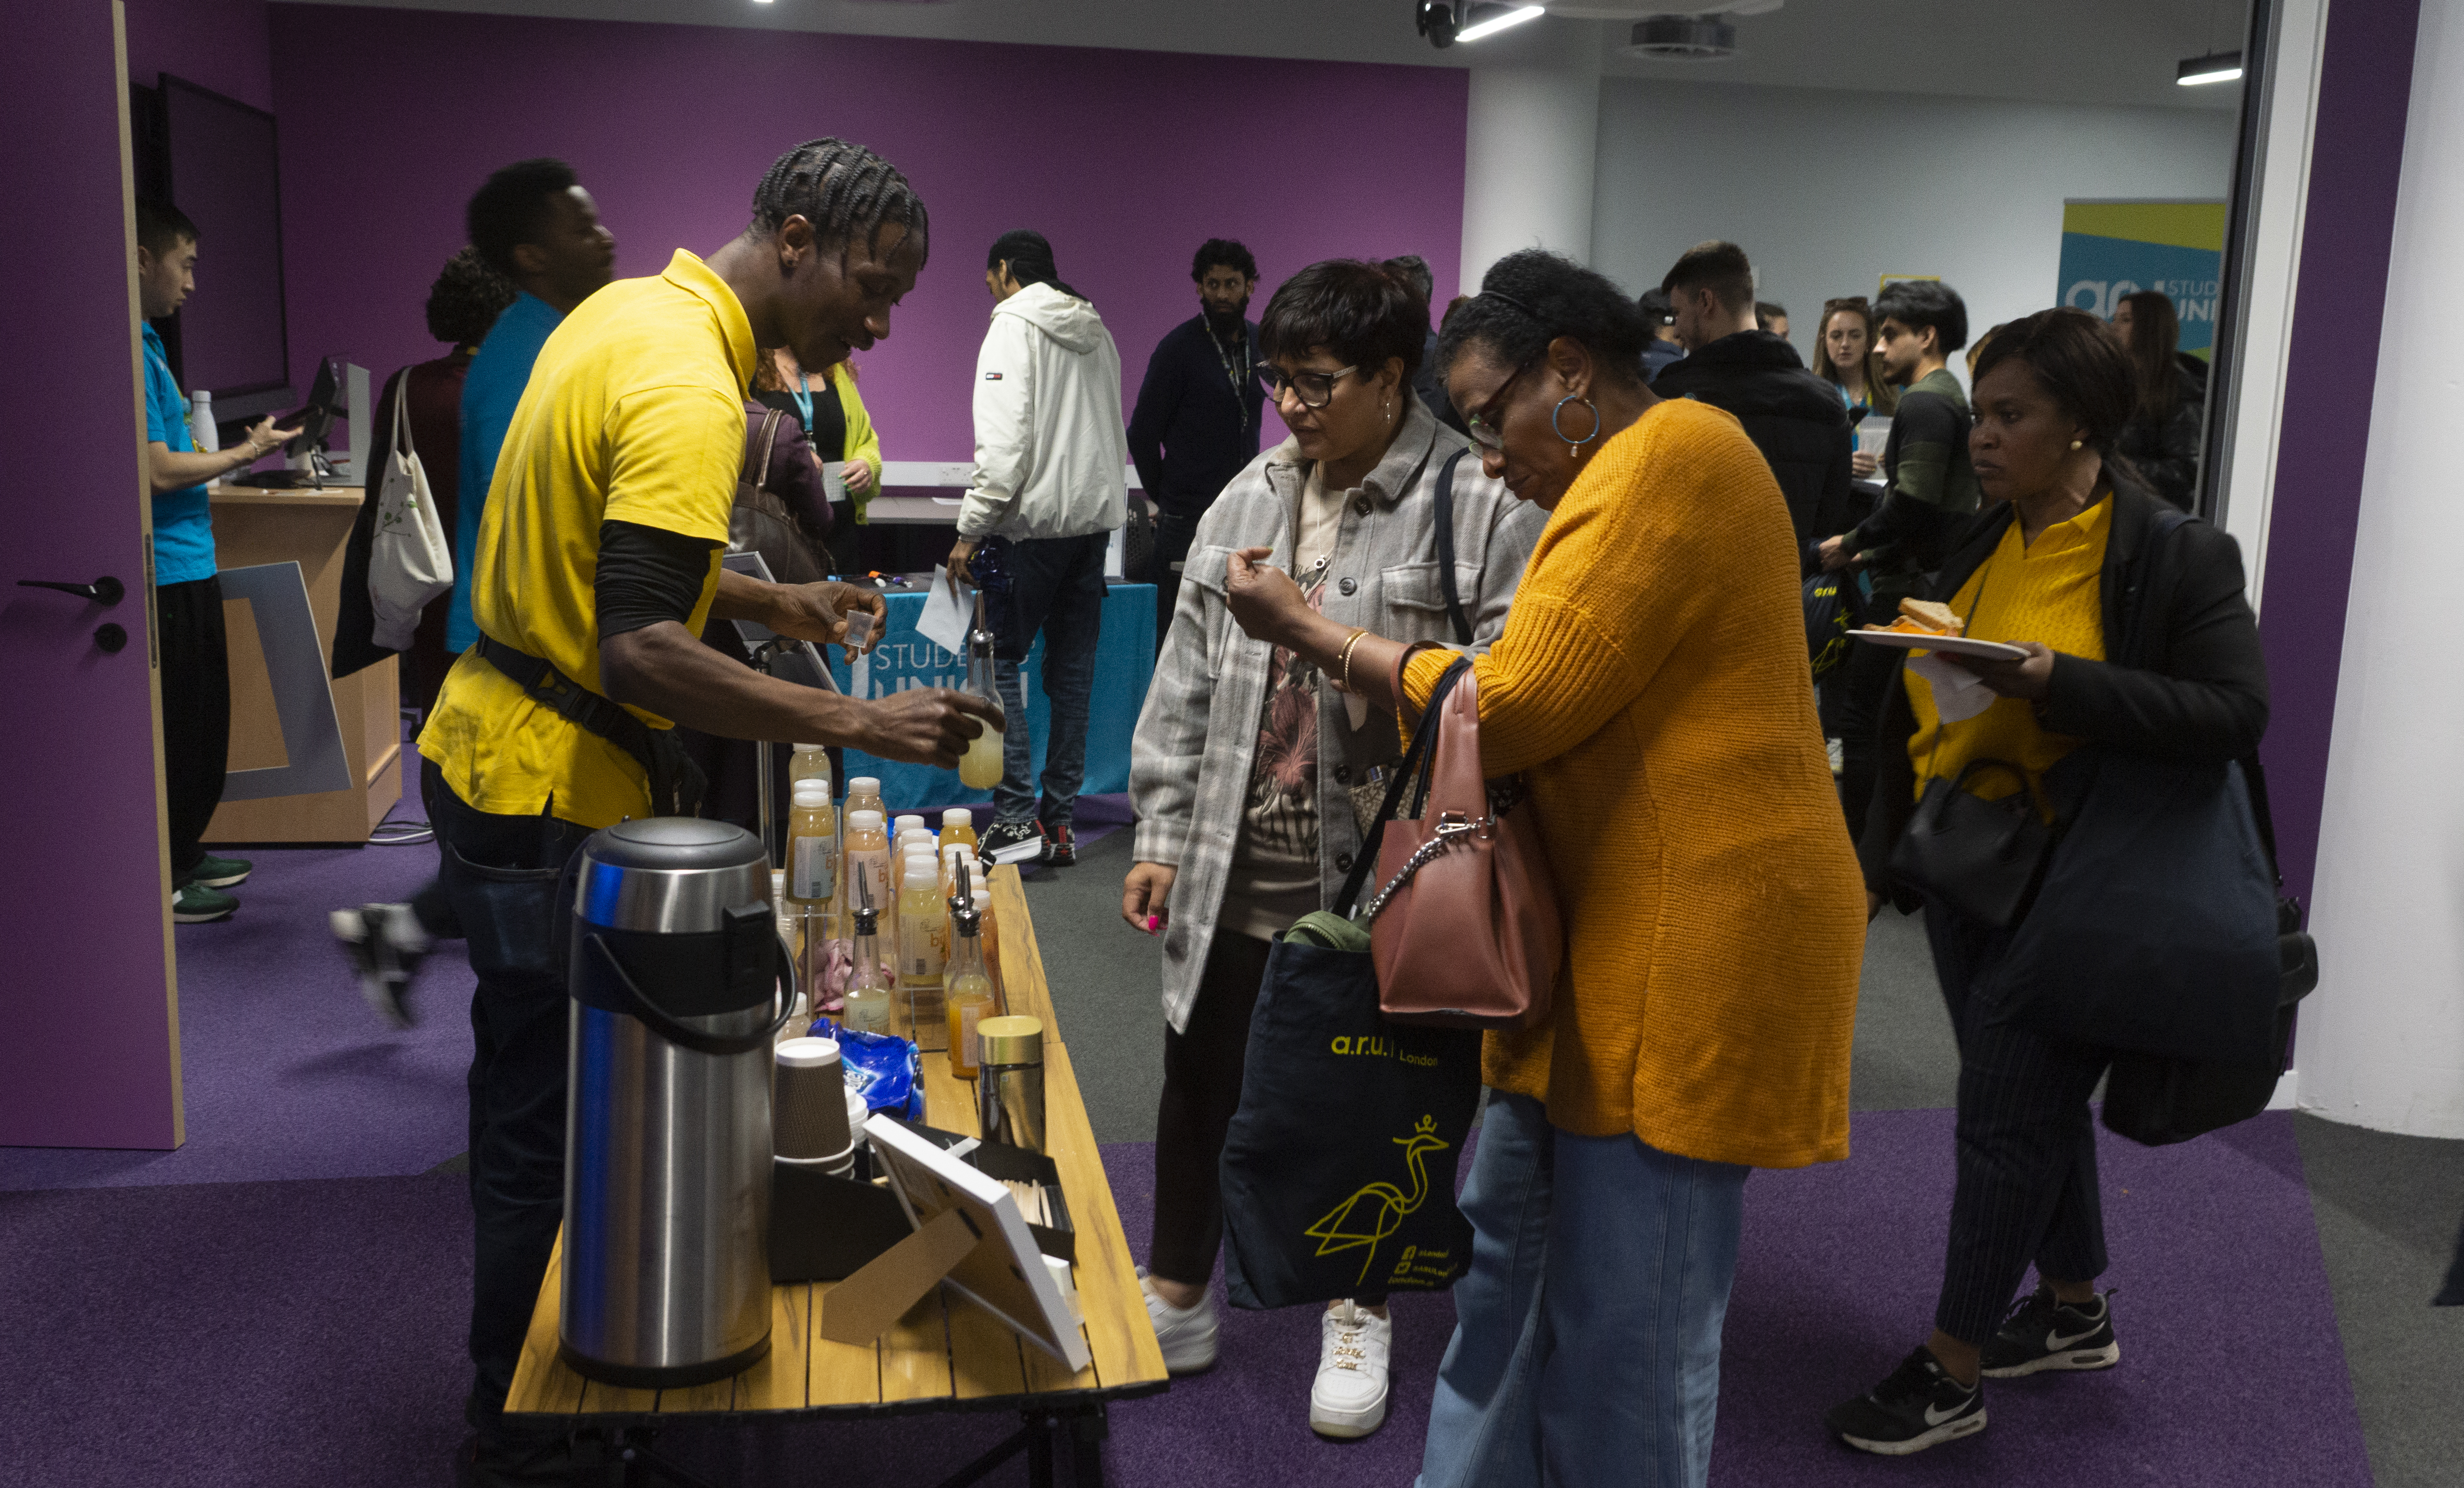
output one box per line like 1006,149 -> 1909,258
1352,654 -> 1562,1030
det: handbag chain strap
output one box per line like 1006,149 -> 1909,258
1355,812 -> 1486,927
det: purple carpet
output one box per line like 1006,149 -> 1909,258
0,1116 -> 2369,1487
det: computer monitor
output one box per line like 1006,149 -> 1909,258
282,355 -> 345,459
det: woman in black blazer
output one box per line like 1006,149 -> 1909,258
1826,309 -> 2268,1456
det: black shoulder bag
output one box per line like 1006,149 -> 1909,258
1430,448 -> 1475,645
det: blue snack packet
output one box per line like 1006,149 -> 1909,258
837,1027 -> 925,1121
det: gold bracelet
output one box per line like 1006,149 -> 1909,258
1337,628 -> 1371,692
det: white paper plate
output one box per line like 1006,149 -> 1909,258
1849,630 -> 2029,662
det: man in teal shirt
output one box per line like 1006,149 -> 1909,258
136,200 -> 300,923
444,159 -> 616,653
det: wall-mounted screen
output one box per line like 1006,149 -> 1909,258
161,75 -> 287,405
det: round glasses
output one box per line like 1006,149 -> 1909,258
1464,358 -> 1538,453
1258,363 -> 1359,411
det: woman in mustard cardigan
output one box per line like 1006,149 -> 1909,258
1224,250 -> 1866,1488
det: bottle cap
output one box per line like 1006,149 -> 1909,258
849,810 -> 884,828
894,815 -> 927,835
943,808 -> 972,828
976,1016 -> 1043,1066
850,777 -> 881,794
791,781 -> 830,805
794,742 -> 821,753
903,857 -> 939,887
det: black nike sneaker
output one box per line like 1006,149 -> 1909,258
1826,1348 -> 1986,1456
1980,1287 -> 2120,1378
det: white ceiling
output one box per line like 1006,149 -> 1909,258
305,0 -> 2251,112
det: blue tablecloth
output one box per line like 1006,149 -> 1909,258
827,583 -> 1157,814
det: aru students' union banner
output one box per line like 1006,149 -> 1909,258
2057,199 -> 2228,358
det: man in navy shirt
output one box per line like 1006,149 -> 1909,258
1127,238 -> 1265,643
444,158 -> 617,655
135,200 -> 300,923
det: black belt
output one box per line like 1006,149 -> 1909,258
473,633 -> 705,818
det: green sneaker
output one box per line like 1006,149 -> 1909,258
172,881 -> 239,924
189,854 -> 252,889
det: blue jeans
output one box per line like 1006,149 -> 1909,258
423,758 -> 595,1423
1418,1093 -> 1748,1488
990,532 -> 1107,828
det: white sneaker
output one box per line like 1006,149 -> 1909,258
1309,1301 -> 1392,1439
1138,1268 -> 1220,1375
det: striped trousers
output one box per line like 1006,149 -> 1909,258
1926,903 -> 2115,1345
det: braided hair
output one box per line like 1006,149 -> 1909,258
1436,249 -> 1653,388
748,138 -> 930,265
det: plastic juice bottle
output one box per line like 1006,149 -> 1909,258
788,741 -> 831,789
894,814 -> 929,845
958,592 -> 1006,791
895,842 -> 940,974
943,873 -> 996,1078
898,857 -> 948,1049
845,776 -> 885,826
941,844 -> 977,899
843,810 -> 891,941
840,878 -> 893,1036
940,808 -> 979,854
839,777 -> 884,913
971,885 -> 1004,1007
785,781 -> 838,908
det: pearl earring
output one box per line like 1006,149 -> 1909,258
2069,439 -> 2083,450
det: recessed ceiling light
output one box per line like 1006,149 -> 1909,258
2176,50 -> 2243,86
1457,4 -> 1547,42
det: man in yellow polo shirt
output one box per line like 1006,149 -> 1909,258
415,138 -> 993,1487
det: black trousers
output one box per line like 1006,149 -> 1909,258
1833,628 -> 1900,842
156,576 -> 230,880
423,757 -> 594,1422
1152,508 -> 1202,648
1151,930 -> 1381,1304
1928,902 -> 2114,1344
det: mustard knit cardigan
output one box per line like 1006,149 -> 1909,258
1403,398 -> 1865,1169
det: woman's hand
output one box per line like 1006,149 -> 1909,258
1123,862 -> 1176,934
1223,547 -> 1312,648
1851,451 -> 1880,480
842,460 -> 875,497
1817,534 -> 1861,573
1947,641 -> 2056,700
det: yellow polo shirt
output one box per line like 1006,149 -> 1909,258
418,249 -> 756,828
1907,494 -> 2112,807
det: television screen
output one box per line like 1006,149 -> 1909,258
161,76 -> 287,403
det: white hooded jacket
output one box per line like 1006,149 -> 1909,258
956,281 -> 1129,543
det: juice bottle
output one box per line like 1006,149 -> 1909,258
839,777 -> 883,919
788,741 -> 831,789
894,814 -> 929,845
940,808 -> 979,854
895,841 -> 939,975
842,809 -> 890,944
784,781 -> 838,908
840,878 -> 894,1036
941,843 -> 977,900
958,591 -> 1006,791
943,867 -> 996,1078
844,775 -> 885,826
970,885 -> 1004,1007
898,856 -> 948,1049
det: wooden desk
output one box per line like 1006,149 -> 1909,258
506,865 -> 1168,1480
202,485 -> 400,845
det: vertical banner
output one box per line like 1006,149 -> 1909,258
2058,199 -> 2229,357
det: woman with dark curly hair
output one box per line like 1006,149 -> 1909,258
336,247 -> 517,711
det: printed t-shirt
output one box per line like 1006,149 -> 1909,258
417,250 -> 756,828
142,323 -> 216,585
1218,464 -> 1353,941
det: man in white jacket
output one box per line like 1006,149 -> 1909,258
947,230 -> 1128,867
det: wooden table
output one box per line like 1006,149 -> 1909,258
506,864 -> 1168,1485
202,484 -> 401,845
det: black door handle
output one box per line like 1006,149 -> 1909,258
18,577 -> 125,606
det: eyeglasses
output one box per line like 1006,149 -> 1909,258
1259,363 -> 1359,411
1464,358 -> 1538,453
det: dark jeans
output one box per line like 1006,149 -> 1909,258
1153,508 -> 1202,648
423,757 -> 595,1422
991,531 -> 1108,830
1151,930 -> 1382,1305
1927,902 -> 2114,1344
1833,628 -> 1901,841
156,575 -> 230,880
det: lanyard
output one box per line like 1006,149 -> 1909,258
1206,323 -> 1253,441
787,371 -> 815,436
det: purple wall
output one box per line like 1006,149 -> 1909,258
266,5 -> 1468,462
1,3 -> 181,1146
124,0 -> 272,111
2255,0 -> 2423,907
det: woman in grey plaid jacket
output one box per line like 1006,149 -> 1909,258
1122,259 -> 1546,1440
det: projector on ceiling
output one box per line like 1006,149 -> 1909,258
1626,15 -> 1738,60
1548,0 -> 1779,19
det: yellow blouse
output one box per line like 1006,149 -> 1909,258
1907,494 -> 2111,804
